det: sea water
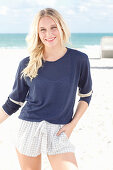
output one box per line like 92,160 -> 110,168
0,33 -> 113,49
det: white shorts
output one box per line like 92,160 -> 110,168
15,119 -> 75,157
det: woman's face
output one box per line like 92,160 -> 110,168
38,16 -> 61,48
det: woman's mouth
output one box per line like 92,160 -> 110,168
45,37 -> 56,42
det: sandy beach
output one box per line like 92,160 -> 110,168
0,47 -> 113,170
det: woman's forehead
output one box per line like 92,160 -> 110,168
39,16 -> 57,27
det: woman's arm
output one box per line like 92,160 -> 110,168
70,100 -> 88,128
57,54 -> 92,137
2,58 -> 29,116
56,101 -> 88,138
0,107 -> 10,124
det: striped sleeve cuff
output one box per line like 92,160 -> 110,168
9,97 -> 24,106
78,90 -> 93,105
2,97 -> 22,115
78,90 -> 93,97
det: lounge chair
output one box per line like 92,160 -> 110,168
101,36 -> 113,58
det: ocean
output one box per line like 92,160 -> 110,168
0,33 -> 113,49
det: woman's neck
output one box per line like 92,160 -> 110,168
43,46 -> 67,61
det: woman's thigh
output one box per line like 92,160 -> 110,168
16,148 -> 41,170
47,152 -> 79,170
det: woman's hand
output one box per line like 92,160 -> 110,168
56,122 -> 75,138
0,107 -> 9,124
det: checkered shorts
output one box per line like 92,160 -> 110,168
15,119 -> 75,157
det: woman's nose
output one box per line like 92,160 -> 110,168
46,30 -> 53,37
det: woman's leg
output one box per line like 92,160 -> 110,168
16,148 -> 41,170
47,152 -> 79,170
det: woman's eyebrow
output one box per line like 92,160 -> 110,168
40,24 -> 57,28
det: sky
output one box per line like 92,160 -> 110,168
0,0 -> 113,33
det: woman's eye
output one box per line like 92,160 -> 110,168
51,27 -> 57,29
40,27 -> 57,32
41,29 -> 46,31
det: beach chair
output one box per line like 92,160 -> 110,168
101,36 -> 113,58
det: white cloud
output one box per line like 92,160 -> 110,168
107,4 -> 113,9
79,6 -> 88,12
0,0 -> 58,17
35,0 -> 57,6
0,6 -> 33,18
0,0 -> 113,33
0,6 -> 9,15
71,0 -> 113,21
100,12 -> 108,16
67,9 -> 76,15
0,0 -> 57,9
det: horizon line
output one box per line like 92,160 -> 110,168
0,32 -> 113,34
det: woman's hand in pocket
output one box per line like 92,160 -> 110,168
56,122 -> 75,138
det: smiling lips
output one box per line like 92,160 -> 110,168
45,37 -> 56,42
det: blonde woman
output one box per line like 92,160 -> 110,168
0,8 -> 92,170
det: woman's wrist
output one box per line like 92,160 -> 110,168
0,107 -> 9,124
70,119 -> 77,129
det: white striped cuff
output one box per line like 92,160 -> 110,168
78,90 -> 93,97
9,97 -> 24,106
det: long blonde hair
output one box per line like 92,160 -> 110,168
21,8 -> 71,81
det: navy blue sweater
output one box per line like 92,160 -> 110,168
2,47 -> 92,124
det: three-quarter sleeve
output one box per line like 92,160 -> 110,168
78,54 -> 93,105
2,59 -> 29,115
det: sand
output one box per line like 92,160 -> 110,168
0,47 -> 113,170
